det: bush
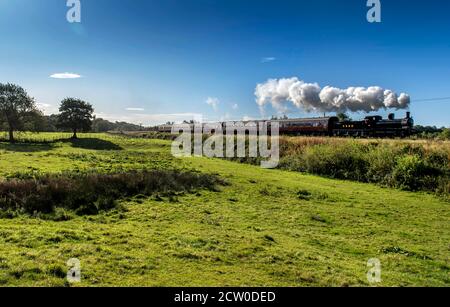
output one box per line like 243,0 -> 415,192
365,145 -> 399,184
300,143 -> 368,181
392,155 -> 427,190
0,170 -> 225,216
440,128 -> 450,140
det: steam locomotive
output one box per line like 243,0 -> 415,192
277,112 -> 414,137
158,112 -> 414,138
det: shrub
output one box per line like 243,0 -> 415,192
392,155 -> 427,191
365,145 -> 399,185
300,143 -> 368,181
439,128 -> 450,140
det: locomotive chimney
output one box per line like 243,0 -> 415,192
406,112 -> 411,119
388,113 -> 395,120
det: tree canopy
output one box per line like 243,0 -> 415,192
0,83 -> 37,142
57,98 -> 94,139
337,113 -> 351,122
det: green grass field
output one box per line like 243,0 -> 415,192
0,133 -> 448,286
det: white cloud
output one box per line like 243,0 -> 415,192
206,97 -> 220,111
255,77 -> 411,114
261,57 -> 276,63
231,103 -> 239,111
219,112 -> 232,122
36,103 -> 57,115
37,103 -> 51,109
126,107 -> 145,112
50,72 -> 82,79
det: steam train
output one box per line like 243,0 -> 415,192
277,112 -> 414,137
158,112 -> 414,138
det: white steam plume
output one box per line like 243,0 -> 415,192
255,77 -> 410,113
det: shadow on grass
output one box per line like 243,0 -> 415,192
59,138 -> 123,151
0,142 -> 56,153
0,137 -> 123,152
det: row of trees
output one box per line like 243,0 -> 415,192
0,83 -> 94,142
414,125 -> 450,140
17,115 -> 148,134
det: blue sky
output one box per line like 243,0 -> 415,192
0,0 -> 449,126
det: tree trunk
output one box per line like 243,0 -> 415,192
72,129 -> 78,139
8,129 -> 14,143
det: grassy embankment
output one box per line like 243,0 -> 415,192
277,137 -> 450,196
0,133 -> 448,286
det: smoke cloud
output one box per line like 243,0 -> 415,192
255,77 -> 410,114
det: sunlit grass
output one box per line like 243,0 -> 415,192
0,133 -> 448,286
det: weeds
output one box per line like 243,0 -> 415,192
135,132 -> 450,196
0,170 -> 225,217
277,138 -> 450,196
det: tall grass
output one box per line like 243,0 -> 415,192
0,132 -> 74,143
0,170 -> 225,218
208,134 -> 449,196
98,132 -> 450,197
278,137 -> 449,197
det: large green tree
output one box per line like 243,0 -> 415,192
0,83 -> 37,142
57,98 -> 94,139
